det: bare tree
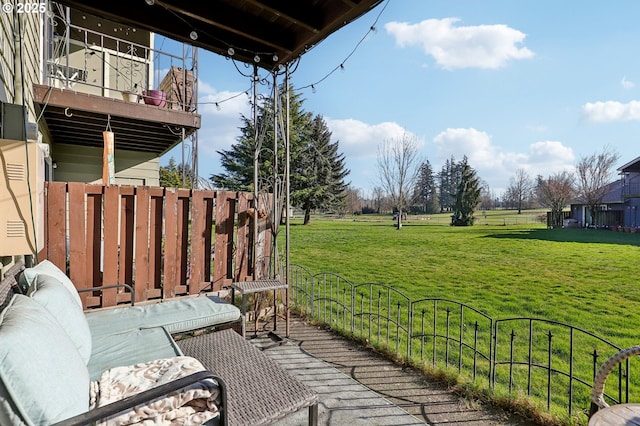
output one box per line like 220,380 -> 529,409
507,169 -> 534,214
377,134 -> 421,229
371,186 -> 385,213
344,186 -> 362,215
536,172 -> 575,228
575,146 -> 620,227
479,181 -> 495,211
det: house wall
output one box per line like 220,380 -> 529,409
53,143 -> 159,186
0,11 -> 41,121
42,9 -> 166,184
0,11 -> 43,274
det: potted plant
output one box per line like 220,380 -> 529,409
141,89 -> 166,107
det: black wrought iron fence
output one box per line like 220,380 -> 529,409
288,264 -> 631,421
410,298 -> 494,389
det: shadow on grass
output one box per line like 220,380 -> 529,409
485,228 -> 640,246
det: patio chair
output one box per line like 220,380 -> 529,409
589,345 -> 640,424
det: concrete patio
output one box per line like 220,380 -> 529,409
249,315 -> 538,426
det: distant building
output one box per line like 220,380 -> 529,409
570,156 -> 640,228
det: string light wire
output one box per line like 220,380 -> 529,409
195,0 -> 388,110
298,0 -> 389,91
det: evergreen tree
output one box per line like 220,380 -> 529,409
296,115 -> 350,224
438,156 -> 460,212
451,158 -> 481,226
160,158 -> 193,188
211,86 -> 312,193
211,86 -> 349,225
414,160 -> 439,213
210,114 -> 257,191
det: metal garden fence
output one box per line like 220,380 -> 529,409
288,264 -> 632,421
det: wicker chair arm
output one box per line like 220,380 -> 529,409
590,345 -> 640,416
51,370 -> 227,426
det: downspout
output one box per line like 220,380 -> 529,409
13,12 -> 23,104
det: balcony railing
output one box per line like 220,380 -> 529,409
622,182 -> 640,198
44,3 -> 195,111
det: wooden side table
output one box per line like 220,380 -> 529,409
230,279 -> 288,337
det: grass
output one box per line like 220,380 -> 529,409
282,210 -> 640,424
287,211 -> 639,344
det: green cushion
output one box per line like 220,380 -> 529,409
21,260 -> 82,308
0,295 -> 89,425
29,274 -> 93,364
88,327 -> 183,381
85,296 -> 241,337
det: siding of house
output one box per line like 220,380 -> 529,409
53,143 -> 160,186
624,172 -> 640,226
0,12 -> 42,274
0,12 -> 40,120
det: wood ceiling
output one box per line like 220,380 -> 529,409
53,0 -> 385,70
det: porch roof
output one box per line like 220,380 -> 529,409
618,156 -> 640,173
52,0 -> 385,72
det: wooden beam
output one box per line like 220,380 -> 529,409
33,84 -> 200,129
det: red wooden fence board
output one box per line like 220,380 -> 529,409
42,184 -> 270,309
68,183 -> 88,307
148,188 -> 164,299
45,182 -> 66,269
163,188 -> 178,297
134,186 -> 150,303
102,185 -> 119,307
189,190 -> 205,294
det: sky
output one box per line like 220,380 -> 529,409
161,0 -> 640,197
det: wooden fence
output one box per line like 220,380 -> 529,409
39,182 -> 271,309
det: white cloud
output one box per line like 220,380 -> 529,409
325,118 -> 418,159
621,76 -> 635,89
431,128 -> 574,191
196,85 -> 252,159
433,128 -> 495,166
385,18 -> 534,70
527,141 -> 574,164
582,100 -> 640,122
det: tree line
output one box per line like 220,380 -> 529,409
160,85 -> 620,228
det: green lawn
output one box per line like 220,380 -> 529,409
282,211 -> 640,423
287,212 -> 640,345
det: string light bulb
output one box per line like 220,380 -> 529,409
254,54 -> 261,63
227,47 -> 235,56
144,0 -> 155,5
189,31 -> 198,41
272,54 -> 279,62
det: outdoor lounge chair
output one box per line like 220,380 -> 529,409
589,345 -> 640,425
